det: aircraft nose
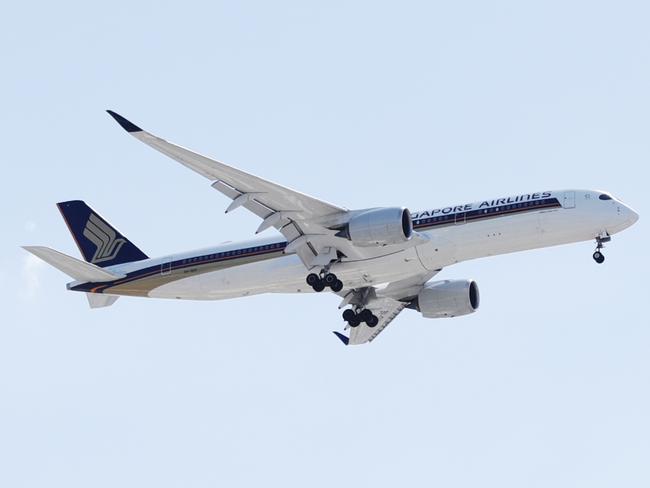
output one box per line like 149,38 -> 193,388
608,202 -> 638,234
627,206 -> 639,225
620,203 -> 639,226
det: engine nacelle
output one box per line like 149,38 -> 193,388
414,280 -> 480,318
341,207 -> 413,247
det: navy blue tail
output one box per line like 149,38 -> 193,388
57,200 -> 148,267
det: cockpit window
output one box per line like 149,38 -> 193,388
599,194 -> 612,200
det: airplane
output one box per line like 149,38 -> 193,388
23,111 -> 640,345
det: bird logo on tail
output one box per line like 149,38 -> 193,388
82,213 -> 126,264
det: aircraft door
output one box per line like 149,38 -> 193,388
161,256 -> 172,275
455,210 -> 466,225
563,191 -> 575,209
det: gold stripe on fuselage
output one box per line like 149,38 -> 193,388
101,249 -> 285,297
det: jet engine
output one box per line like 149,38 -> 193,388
337,207 -> 413,247
413,279 -> 480,318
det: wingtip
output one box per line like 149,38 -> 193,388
106,110 -> 143,133
332,331 -> 349,346
21,245 -> 44,256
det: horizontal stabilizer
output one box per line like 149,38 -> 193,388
22,246 -> 123,283
86,293 -> 119,308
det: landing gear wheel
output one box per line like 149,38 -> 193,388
342,309 -> 356,322
306,273 -> 320,287
592,234 -> 610,265
366,314 -> 379,328
359,309 -> 373,323
330,279 -> 343,292
348,315 -> 361,327
312,280 -> 325,292
324,273 -> 338,286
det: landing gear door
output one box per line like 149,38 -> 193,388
563,191 -> 575,209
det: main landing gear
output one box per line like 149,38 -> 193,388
592,234 -> 611,264
306,272 -> 343,293
342,308 -> 379,328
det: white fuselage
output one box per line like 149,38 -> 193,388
101,189 -> 638,300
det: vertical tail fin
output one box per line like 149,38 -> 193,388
57,200 -> 148,268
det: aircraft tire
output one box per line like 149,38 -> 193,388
342,309 -> 356,322
359,309 -> 372,322
330,279 -> 343,292
324,273 -> 337,286
306,273 -> 320,287
366,315 -> 379,328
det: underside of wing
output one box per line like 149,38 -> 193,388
334,270 -> 440,346
346,298 -> 407,345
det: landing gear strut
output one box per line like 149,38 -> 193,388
593,234 -> 610,264
306,271 -> 343,293
342,307 -> 379,328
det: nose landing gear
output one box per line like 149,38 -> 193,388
592,234 -> 611,264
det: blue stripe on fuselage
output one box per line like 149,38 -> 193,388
412,197 -> 561,231
71,241 -> 288,293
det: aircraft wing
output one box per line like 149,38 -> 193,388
334,270 -> 440,346
342,298 -> 408,346
107,111 -> 348,267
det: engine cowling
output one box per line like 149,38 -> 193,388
414,280 -> 480,318
341,207 -> 413,247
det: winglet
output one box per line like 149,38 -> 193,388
333,331 -> 349,346
106,110 -> 142,133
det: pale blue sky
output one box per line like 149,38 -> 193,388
1,1 -> 649,487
